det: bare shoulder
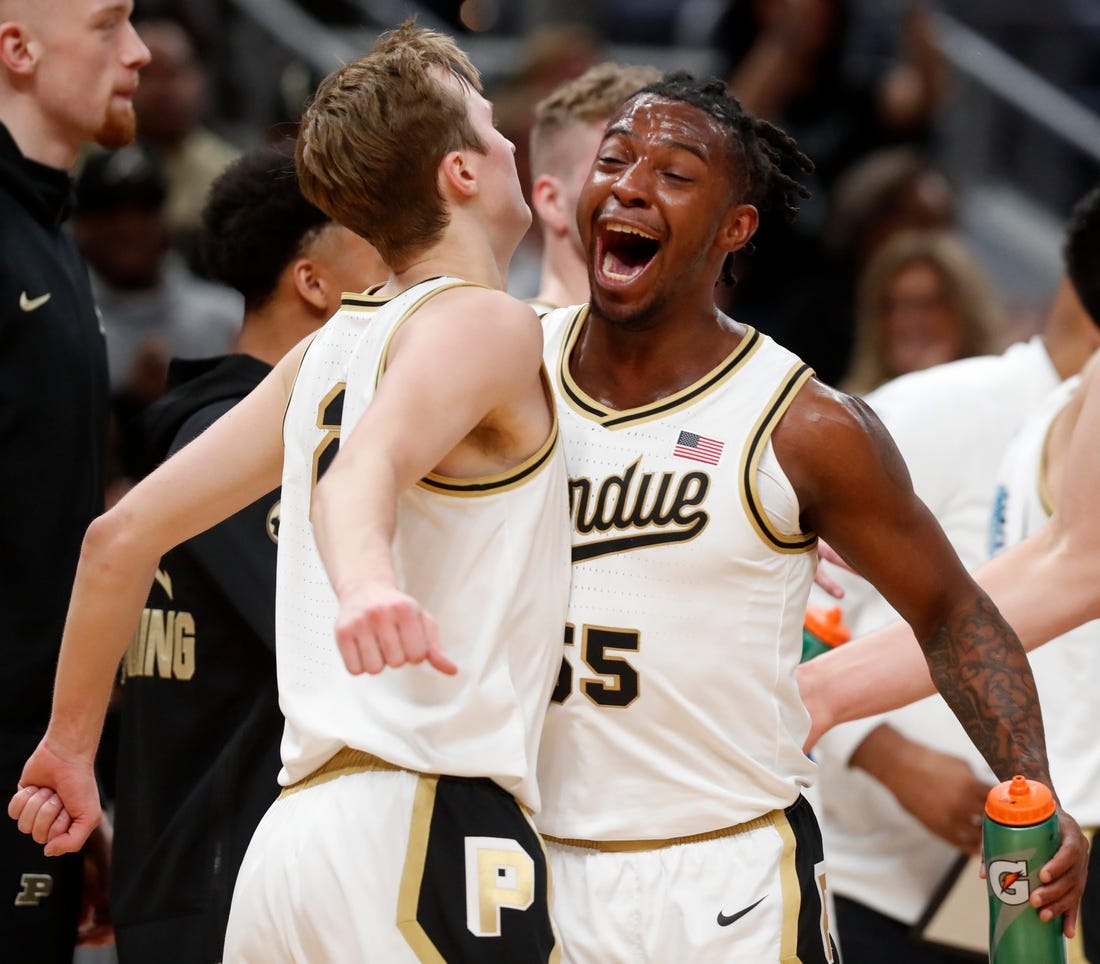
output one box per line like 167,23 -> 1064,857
772,377 -> 914,516
403,286 -> 543,361
773,378 -> 888,462
433,285 -> 541,332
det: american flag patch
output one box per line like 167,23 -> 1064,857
673,430 -> 724,465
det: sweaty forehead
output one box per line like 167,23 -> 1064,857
606,94 -> 725,155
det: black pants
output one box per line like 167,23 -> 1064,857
834,894 -> 983,964
0,815 -> 83,964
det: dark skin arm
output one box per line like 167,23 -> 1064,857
773,378 -> 1087,930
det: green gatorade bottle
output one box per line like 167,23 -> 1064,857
800,605 -> 850,663
983,775 -> 1067,963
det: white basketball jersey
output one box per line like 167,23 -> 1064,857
991,375 -> 1100,821
990,375 -> 1078,554
276,277 -> 571,811
537,306 -> 819,840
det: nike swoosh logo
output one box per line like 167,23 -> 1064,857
717,895 -> 766,927
20,291 -> 51,312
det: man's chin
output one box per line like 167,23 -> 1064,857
93,108 -> 137,151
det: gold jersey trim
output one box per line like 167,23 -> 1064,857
277,746 -> 418,799
374,280 -> 487,380
555,306 -> 764,428
740,361 -> 817,553
282,330 -> 320,438
541,810 -> 781,852
339,282 -> 395,310
419,370 -> 560,497
344,277 -> 560,497
1038,418 -> 1056,518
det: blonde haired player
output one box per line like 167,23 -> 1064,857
9,22 -> 570,962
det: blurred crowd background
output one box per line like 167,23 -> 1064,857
81,0 -> 1100,498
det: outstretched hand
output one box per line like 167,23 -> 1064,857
334,582 -> 457,676
7,738 -> 101,857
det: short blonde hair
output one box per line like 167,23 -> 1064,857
295,21 -> 484,268
843,229 -> 1004,395
529,62 -> 663,179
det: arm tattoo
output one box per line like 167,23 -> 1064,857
923,591 -> 1052,788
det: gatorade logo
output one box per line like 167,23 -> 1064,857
989,858 -> 1031,905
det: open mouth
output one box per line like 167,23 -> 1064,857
596,223 -> 661,285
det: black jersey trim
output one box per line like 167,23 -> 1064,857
419,417 -> 560,496
740,362 -> 817,552
374,279 -> 491,388
557,310 -> 763,428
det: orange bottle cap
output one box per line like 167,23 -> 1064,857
985,774 -> 1056,825
803,606 -> 851,647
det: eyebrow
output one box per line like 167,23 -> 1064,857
603,125 -> 709,163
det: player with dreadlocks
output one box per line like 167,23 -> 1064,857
534,73 -> 1085,962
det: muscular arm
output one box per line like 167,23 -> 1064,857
800,356 -> 1100,732
776,380 -> 1053,787
8,340 -> 306,853
783,378 -> 1089,931
312,288 -> 548,675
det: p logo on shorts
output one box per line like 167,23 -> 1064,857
14,873 -> 53,907
464,837 -> 535,937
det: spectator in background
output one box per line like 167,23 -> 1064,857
72,144 -> 242,485
825,146 -> 958,286
131,14 -> 240,266
528,61 -> 662,311
841,229 -> 1005,395
109,143 -> 385,964
710,0 -> 946,385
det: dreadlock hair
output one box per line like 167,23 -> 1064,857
628,72 -> 814,286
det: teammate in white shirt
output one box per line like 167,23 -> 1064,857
9,22 -> 570,962
534,72 -> 1087,962
810,183 -> 1100,963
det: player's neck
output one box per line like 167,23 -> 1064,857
389,231 -> 510,294
572,306 -> 748,409
238,303 -> 322,367
0,102 -> 81,171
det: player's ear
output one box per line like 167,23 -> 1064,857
0,22 -> 39,75
718,203 -> 759,254
439,149 -> 478,200
291,257 -> 328,311
531,174 -> 569,236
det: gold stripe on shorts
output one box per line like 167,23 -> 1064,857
278,746 -> 416,799
541,811 -> 780,852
